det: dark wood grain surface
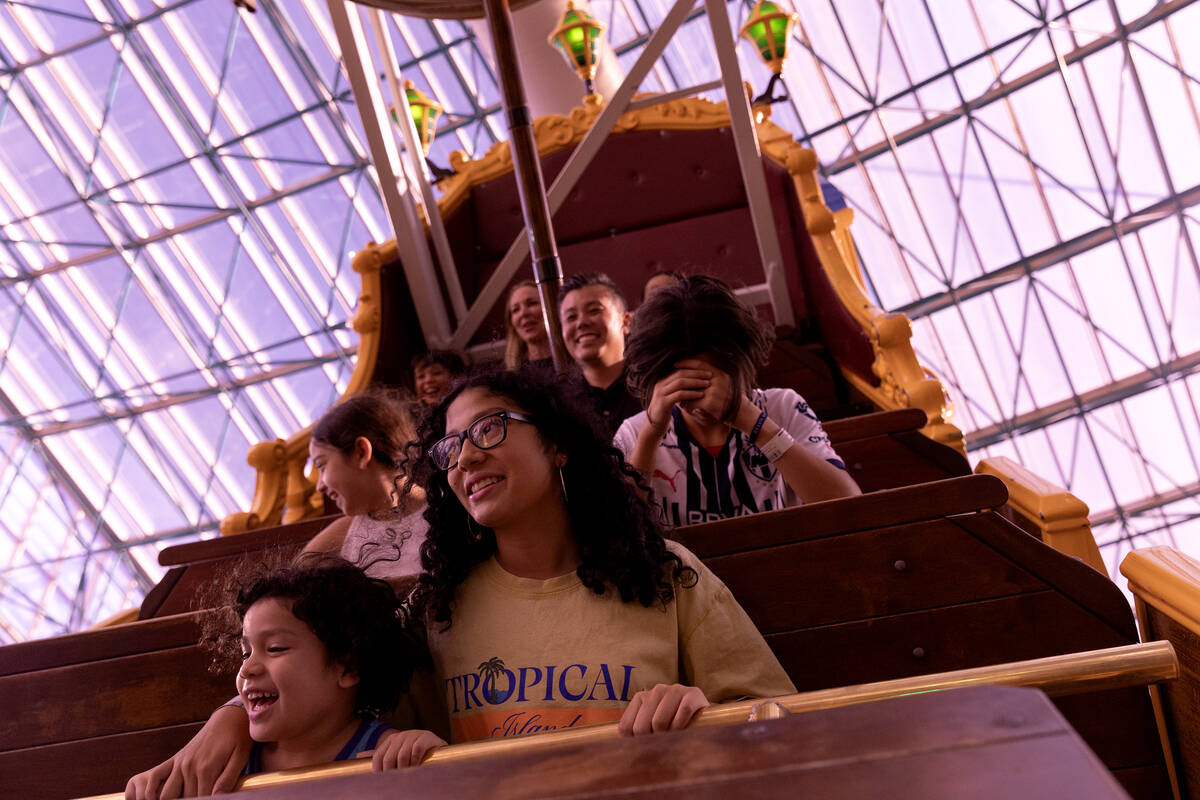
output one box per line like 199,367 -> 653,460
211,686 -> 1129,800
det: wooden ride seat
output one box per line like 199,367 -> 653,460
140,407 -> 969,622
0,475 -> 1169,799
225,97 -> 1095,578
139,515 -> 333,620
371,108 -> 878,420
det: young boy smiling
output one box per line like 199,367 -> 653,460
124,559 -> 446,799
229,558 -> 444,775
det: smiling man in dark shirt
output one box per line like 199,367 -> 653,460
558,273 -> 643,439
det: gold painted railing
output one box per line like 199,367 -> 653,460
977,455 -> 1105,573
79,641 -> 1177,799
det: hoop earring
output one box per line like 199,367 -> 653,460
558,467 -> 569,504
466,515 -> 484,542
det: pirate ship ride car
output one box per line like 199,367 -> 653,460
3,0 -> 1200,797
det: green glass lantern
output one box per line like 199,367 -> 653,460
548,1 -> 607,97
739,0 -> 797,75
390,80 -> 442,156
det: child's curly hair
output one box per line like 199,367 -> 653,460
206,554 -> 427,719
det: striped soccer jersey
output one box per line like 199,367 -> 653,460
613,387 -> 845,527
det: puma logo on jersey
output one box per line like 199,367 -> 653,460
652,468 -> 682,492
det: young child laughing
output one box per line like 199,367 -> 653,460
227,557 -> 444,775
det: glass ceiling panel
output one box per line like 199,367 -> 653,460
0,0 -> 507,642
3,0 -> 1200,642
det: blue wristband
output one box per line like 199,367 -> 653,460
749,410 -> 768,445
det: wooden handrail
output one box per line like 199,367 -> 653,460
977,456 -> 1104,573
1123,546 -> 1200,636
78,641 -> 1176,799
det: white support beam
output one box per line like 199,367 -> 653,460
449,0 -> 701,350
704,0 -> 794,327
369,9 -> 469,324
326,0 -> 452,346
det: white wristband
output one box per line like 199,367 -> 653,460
758,427 -> 794,462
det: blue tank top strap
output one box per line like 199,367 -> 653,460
243,719 -> 392,775
334,718 -> 393,761
242,742 -> 264,776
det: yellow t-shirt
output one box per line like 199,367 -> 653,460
427,542 -> 795,743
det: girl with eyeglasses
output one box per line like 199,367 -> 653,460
409,369 -> 794,742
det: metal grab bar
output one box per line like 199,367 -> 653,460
81,641 -> 1176,799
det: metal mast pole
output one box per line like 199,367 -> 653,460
481,0 -> 572,372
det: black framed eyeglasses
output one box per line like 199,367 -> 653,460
428,410 -> 537,470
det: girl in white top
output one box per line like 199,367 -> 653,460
301,391 -> 427,583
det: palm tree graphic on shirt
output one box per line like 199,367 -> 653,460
478,657 -> 511,704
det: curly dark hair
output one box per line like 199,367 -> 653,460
209,555 -> 426,719
625,274 -> 775,419
407,369 -> 695,628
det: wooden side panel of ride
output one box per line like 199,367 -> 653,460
0,476 -> 1168,799
0,611 -> 228,800
673,475 -> 1168,798
1123,546 -> 1200,799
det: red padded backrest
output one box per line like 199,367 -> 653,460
423,121 -> 877,390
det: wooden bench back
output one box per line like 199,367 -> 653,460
370,119 -> 878,412
671,475 -> 1168,799
0,612 -> 229,800
141,408 -> 968,621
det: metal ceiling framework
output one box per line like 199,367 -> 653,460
0,0 -> 1197,641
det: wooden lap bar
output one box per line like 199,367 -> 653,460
671,475 -> 1169,799
193,687 -> 1126,800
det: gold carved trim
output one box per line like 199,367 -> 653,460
437,94 -> 769,219
82,607 -> 139,630
976,456 -> 1104,573
773,123 -> 962,452
218,242 -> 391,535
